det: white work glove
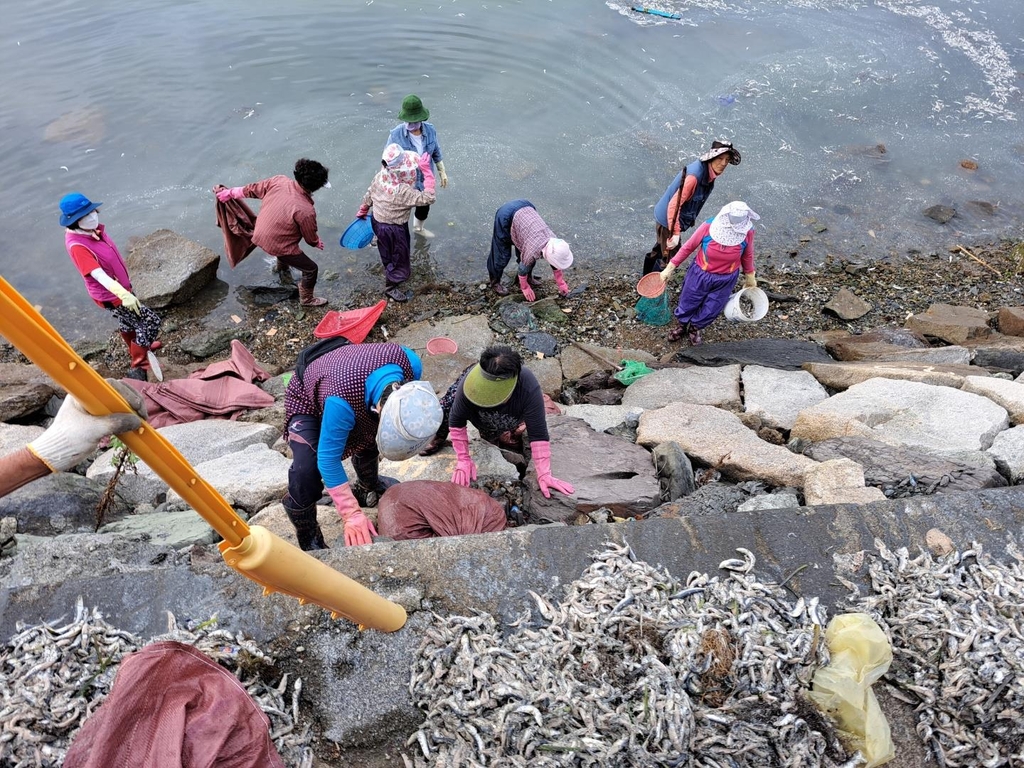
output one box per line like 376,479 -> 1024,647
666,234 -> 680,250
27,380 -> 147,472
743,271 -> 757,289
660,263 -> 676,282
436,160 -> 448,188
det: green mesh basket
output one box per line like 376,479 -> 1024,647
635,292 -> 673,326
614,360 -> 654,386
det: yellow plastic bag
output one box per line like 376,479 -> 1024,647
809,613 -> 896,767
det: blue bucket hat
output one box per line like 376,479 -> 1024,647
59,192 -> 102,227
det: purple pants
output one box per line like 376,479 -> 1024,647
371,218 -> 411,287
674,263 -> 739,330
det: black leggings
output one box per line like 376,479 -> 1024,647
284,415 -> 379,509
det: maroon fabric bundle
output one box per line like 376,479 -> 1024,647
123,341 -> 273,427
376,480 -> 507,540
64,641 -> 284,768
213,185 -> 258,268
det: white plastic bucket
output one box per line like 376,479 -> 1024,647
724,287 -> 769,322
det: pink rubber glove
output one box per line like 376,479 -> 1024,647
327,483 -> 378,546
449,426 -> 477,487
518,274 -> 536,302
356,204 -> 370,219
216,186 -> 244,202
315,237 -> 325,250
531,440 -> 574,499
418,153 -> 436,193
553,269 -> 570,297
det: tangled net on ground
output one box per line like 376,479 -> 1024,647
405,542 -> 857,767
0,598 -> 312,767
847,539 -> 1024,768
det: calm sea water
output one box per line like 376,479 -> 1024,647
1,0 -> 1021,338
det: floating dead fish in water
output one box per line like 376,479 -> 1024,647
405,542 -> 854,766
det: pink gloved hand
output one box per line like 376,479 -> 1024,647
531,440 -> 574,499
216,186 -> 244,203
418,153 -> 436,193
327,483 -> 378,546
356,204 -> 370,219
518,274 -> 536,302
315,237 -> 325,250
449,426 -> 477,487
553,269 -> 570,297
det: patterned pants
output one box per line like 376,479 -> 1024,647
110,304 -> 162,349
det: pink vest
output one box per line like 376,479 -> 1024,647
65,226 -> 132,306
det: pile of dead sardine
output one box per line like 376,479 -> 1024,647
849,539 -> 1024,768
406,542 -> 857,767
0,598 -> 312,768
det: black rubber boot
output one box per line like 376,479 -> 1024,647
282,496 -> 327,551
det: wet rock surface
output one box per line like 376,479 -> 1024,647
125,230 -> 220,309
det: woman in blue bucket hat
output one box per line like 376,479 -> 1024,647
59,193 -> 163,381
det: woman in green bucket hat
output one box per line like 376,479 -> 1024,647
386,95 -> 448,239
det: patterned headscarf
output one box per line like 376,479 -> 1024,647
377,143 -> 419,196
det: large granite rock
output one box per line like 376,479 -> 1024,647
736,492 -> 801,512
560,343 -> 656,381
0,473 -> 131,535
968,334 -> 1024,376
0,424 -> 44,456
390,315 -> 493,393
560,405 -> 644,434
125,230 -> 220,309
906,303 -> 992,345
997,307 -> 1024,338
986,426 -> 1024,484
791,379 -> 1008,456
961,376 -> 1024,424
621,366 -> 742,411
87,420 -> 281,506
180,327 -> 252,359
742,366 -> 828,430
100,509 -> 220,548
805,436 -> 1007,494
524,357 -> 563,398
823,288 -> 872,320
647,484 -> 749,518
0,364 -> 57,421
671,339 -> 834,371
166,444 -> 290,513
522,416 -> 660,522
637,404 -> 818,487
825,329 -> 970,365
377,443 -> 519,484
802,361 -> 983,391
803,459 -> 886,506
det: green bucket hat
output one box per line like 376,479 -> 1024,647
462,364 -> 517,408
397,94 -> 430,123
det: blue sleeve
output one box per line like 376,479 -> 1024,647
402,346 -> 423,380
318,396 -> 355,487
429,125 -> 443,163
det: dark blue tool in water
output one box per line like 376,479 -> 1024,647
631,5 -> 682,20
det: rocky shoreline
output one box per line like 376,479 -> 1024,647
3,231 -> 1024,766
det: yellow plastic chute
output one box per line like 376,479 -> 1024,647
0,276 -> 405,632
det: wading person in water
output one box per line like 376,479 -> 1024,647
660,201 -> 760,346
356,144 -> 437,302
385,94 -> 448,239
486,200 -> 573,300
643,139 -> 741,276
216,158 -> 331,306
60,193 -> 163,381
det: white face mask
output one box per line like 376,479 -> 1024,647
77,212 -> 99,230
